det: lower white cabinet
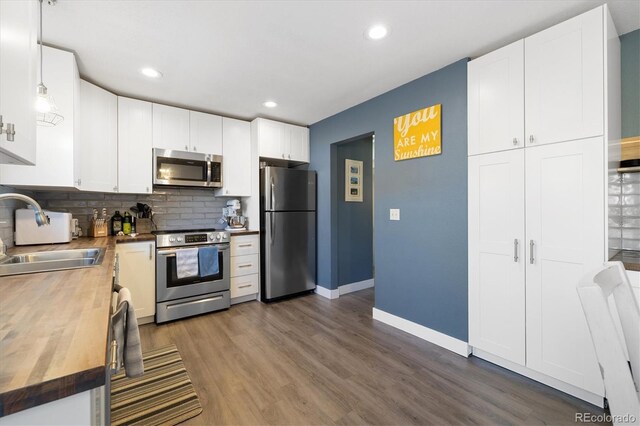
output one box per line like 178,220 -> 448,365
218,118 -> 251,197
524,137 -> 604,395
230,234 -> 259,303
468,137 -> 605,399
468,149 -> 525,365
115,242 -> 156,322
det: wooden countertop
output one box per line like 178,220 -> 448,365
610,250 -> 640,272
0,237 -> 118,417
228,230 -> 259,236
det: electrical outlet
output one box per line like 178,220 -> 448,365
389,209 -> 400,221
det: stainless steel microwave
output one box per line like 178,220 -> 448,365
153,148 -> 222,188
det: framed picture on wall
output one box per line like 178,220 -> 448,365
345,159 -> 363,202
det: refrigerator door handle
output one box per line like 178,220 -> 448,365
270,176 -> 276,210
270,213 -> 276,246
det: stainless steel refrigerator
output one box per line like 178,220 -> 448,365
260,167 -> 316,302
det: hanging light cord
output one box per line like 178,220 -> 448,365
39,0 -> 44,86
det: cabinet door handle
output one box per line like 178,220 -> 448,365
149,244 -> 153,260
238,283 -> 252,289
185,145 -> 188,150
529,240 -> 535,264
529,135 -> 534,144
513,239 -> 519,262
109,339 -> 118,372
238,243 -> 252,248
512,137 -> 518,146
193,146 -> 197,151
238,263 -> 253,268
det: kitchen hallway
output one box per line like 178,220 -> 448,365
139,289 -> 607,425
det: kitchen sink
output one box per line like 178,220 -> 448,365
0,248 -> 106,277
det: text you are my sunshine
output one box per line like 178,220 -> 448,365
394,105 -> 441,161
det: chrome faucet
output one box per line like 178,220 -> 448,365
0,193 -> 49,259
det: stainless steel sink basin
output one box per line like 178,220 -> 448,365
0,248 -> 106,277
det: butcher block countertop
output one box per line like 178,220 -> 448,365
0,237 -> 119,417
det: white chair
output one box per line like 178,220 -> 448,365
577,261 -> 640,425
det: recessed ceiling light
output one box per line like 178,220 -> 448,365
366,25 -> 388,40
140,67 -> 162,78
263,101 -> 278,108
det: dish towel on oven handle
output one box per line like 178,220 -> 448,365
176,247 -> 199,279
198,246 -> 219,277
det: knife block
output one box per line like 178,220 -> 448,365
89,220 -> 108,237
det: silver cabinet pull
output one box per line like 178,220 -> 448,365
238,283 -> 252,289
109,339 -> 118,372
513,239 -> 519,262
512,138 -> 518,146
529,240 -> 535,264
0,116 -> 16,142
529,134 -> 534,144
238,263 -> 253,268
238,243 -> 252,248
149,243 -> 153,260
185,145 -> 188,150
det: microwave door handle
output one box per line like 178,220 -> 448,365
206,160 -> 212,186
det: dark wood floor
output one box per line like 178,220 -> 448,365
139,289 -> 608,425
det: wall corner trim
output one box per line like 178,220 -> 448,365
339,279 -> 374,296
372,307 -> 470,357
315,285 -> 340,299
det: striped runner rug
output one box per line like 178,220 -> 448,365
111,344 -> 203,426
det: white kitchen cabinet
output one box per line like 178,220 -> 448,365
254,118 -> 309,163
189,111 -> 222,155
230,234 -> 259,302
118,97 -> 152,194
0,0 -> 38,165
218,117 -> 251,197
468,40 -> 524,155
116,242 -> 156,322
468,149 -> 525,365
152,103 -> 190,151
525,137 -> 604,395
78,80 -> 117,192
1,47 -> 80,188
525,7 -> 603,146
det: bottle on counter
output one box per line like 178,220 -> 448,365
131,216 -> 136,234
123,212 -> 132,235
111,210 -> 123,235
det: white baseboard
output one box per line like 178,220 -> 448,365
339,278 -> 374,295
372,307 -> 470,357
472,348 -> 604,408
315,285 -> 339,299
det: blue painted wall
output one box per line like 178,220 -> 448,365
621,29 -> 640,138
310,59 -> 469,341
335,137 -> 374,286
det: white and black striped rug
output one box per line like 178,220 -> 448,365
111,344 -> 202,426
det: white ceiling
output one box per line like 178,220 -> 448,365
43,0 -> 640,126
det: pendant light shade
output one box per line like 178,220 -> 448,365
35,0 -> 63,127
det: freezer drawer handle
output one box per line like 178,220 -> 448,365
166,296 -> 223,310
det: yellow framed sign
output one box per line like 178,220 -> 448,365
393,104 -> 441,161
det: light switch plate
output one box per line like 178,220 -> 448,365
390,209 -> 400,221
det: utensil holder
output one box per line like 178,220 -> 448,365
136,218 -> 152,234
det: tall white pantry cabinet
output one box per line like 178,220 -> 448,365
467,5 -> 620,406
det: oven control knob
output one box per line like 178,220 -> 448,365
177,237 -> 183,242
216,234 -> 221,240
169,237 -> 175,243
222,234 -> 227,240
209,234 -> 215,240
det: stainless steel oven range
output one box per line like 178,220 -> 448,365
155,229 -> 230,323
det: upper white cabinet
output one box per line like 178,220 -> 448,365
525,137 -> 604,395
0,0 -> 38,165
118,97 -> 152,194
468,40 -> 524,155
525,7 -> 603,146
152,103 -> 190,151
218,117 -> 251,197
1,47 -> 80,188
468,149 -> 525,365
254,118 -> 309,163
78,80 -> 117,192
189,111 -> 222,155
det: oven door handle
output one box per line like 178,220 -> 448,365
157,245 -> 230,257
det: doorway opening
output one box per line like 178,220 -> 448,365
330,133 -> 375,294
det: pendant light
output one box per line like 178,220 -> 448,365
35,0 -> 63,127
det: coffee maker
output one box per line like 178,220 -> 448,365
223,199 -> 247,231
